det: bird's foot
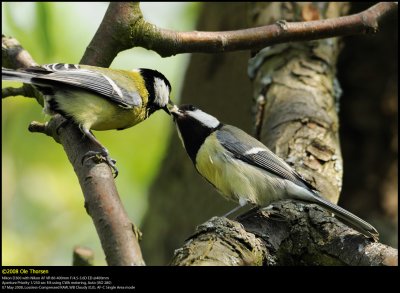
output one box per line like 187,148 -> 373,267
82,150 -> 119,178
223,205 -> 243,218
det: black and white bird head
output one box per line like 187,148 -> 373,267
169,104 -> 222,161
139,68 -> 172,114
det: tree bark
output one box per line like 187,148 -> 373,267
250,2 -> 346,203
171,201 -> 397,266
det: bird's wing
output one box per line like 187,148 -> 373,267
217,125 -> 315,190
24,63 -> 141,108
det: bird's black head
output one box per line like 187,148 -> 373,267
170,104 -> 222,162
139,68 -> 172,116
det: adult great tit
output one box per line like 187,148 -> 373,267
2,63 -> 172,177
169,104 -> 379,241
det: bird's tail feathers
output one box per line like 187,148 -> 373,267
311,191 -> 379,241
2,68 -> 36,84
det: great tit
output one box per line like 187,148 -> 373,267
169,104 -> 379,241
2,63 -> 172,177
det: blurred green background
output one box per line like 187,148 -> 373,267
2,2 -> 200,265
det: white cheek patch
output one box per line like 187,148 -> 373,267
187,109 -> 220,128
244,147 -> 267,155
153,77 -> 170,107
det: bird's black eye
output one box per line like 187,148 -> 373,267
188,105 -> 197,111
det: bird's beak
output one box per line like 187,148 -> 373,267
168,104 -> 183,120
168,104 -> 180,116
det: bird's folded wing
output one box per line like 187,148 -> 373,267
24,63 -> 142,109
217,125 -> 314,190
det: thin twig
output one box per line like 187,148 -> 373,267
2,86 -> 26,98
28,121 -> 47,134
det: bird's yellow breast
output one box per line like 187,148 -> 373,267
51,89 -> 146,131
195,132 -> 286,205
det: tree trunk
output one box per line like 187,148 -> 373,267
250,2 -> 347,204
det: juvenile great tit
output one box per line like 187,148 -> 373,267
2,63 -> 172,177
169,104 -> 379,241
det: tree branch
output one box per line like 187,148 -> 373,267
86,2 -> 397,59
2,35 -> 38,68
171,201 -> 398,266
155,2 -> 397,56
2,84 -> 35,99
2,36 -> 144,266
81,2 -> 142,66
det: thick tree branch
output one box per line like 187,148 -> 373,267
81,2 -> 142,66
171,201 -> 398,266
85,2 -> 397,59
2,36 -> 144,266
152,2 -> 397,56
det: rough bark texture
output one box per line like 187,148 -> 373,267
141,3 -> 254,265
171,201 -> 397,266
250,2 -> 347,204
171,217 -> 267,266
